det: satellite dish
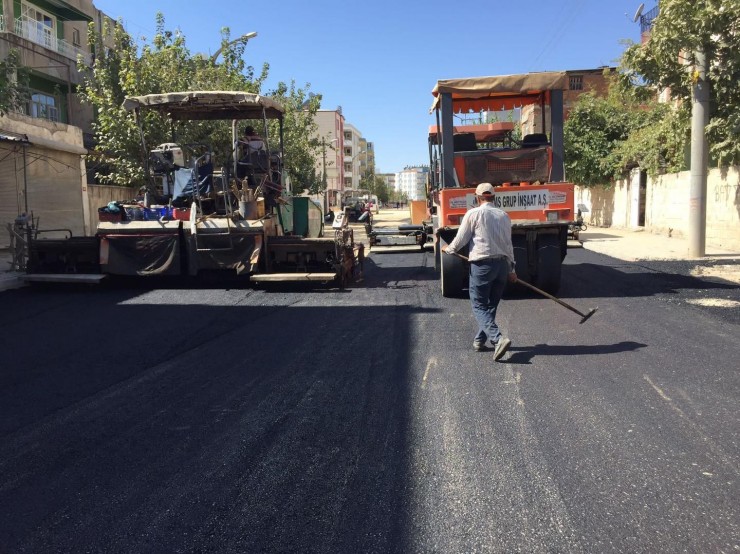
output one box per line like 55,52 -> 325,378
633,3 -> 645,22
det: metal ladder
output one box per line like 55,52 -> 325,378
192,156 -> 237,253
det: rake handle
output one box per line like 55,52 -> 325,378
446,250 -> 595,322
515,278 -> 586,318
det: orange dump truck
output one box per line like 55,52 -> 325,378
428,72 -> 576,296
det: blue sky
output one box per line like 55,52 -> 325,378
93,0 -> 656,174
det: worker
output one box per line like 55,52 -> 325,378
242,125 -> 265,156
442,182 -> 517,361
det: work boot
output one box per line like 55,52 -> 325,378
493,338 -> 511,361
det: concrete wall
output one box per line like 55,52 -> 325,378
575,165 -> 740,252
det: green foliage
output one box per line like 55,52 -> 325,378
619,0 -> 740,165
268,81 -> 322,194
79,13 -> 320,190
0,49 -> 30,116
360,173 -> 391,203
612,101 -> 690,177
564,92 -> 632,185
564,79 -> 690,185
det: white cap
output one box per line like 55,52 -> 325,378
475,183 -> 494,195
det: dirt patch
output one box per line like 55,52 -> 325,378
690,264 -> 740,285
686,297 -> 740,308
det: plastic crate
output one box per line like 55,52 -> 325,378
173,208 -> 191,221
98,209 -> 126,222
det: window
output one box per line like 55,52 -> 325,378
29,92 -> 60,122
72,28 -> 81,47
569,75 -> 583,91
344,163 -> 352,172
344,131 -> 352,141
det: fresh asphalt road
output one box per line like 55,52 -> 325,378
1,246 -> 738,553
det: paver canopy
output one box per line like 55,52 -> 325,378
430,71 -> 568,113
122,91 -> 284,120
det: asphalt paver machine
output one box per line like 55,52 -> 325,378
26,91 -> 362,287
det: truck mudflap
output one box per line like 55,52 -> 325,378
511,225 -> 568,293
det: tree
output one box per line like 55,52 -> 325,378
359,173 -> 391,204
0,49 -> 30,116
268,81 -> 322,194
619,0 -> 740,165
79,14 -> 322,189
564,82 -> 689,184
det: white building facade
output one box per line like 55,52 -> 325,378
395,166 -> 429,201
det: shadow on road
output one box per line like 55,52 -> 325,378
553,259 -> 740,300
505,341 -> 648,365
0,283 -> 440,552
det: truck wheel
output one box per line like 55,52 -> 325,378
439,238 -> 467,298
535,235 -> 562,294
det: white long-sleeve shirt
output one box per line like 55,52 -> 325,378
446,201 -> 515,270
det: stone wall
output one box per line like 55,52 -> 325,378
575,165 -> 740,252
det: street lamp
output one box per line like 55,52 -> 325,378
210,31 -> 258,63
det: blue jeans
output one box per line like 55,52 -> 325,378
469,257 -> 509,345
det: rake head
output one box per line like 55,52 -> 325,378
579,307 -> 598,324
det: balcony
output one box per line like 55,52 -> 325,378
639,5 -> 659,34
2,15 -> 91,65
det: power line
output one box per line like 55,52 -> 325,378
530,0 -> 587,70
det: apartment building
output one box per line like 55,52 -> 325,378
312,109 -> 374,207
395,166 -> 429,201
377,173 -> 395,191
1,0 -> 114,243
342,122 -> 363,190
364,140 -> 375,177
313,109 -> 344,207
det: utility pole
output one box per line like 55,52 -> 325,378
689,47 -> 709,257
321,138 -> 328,213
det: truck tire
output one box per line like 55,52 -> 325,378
535,234 -> 562,294
439,237 -> 467,298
